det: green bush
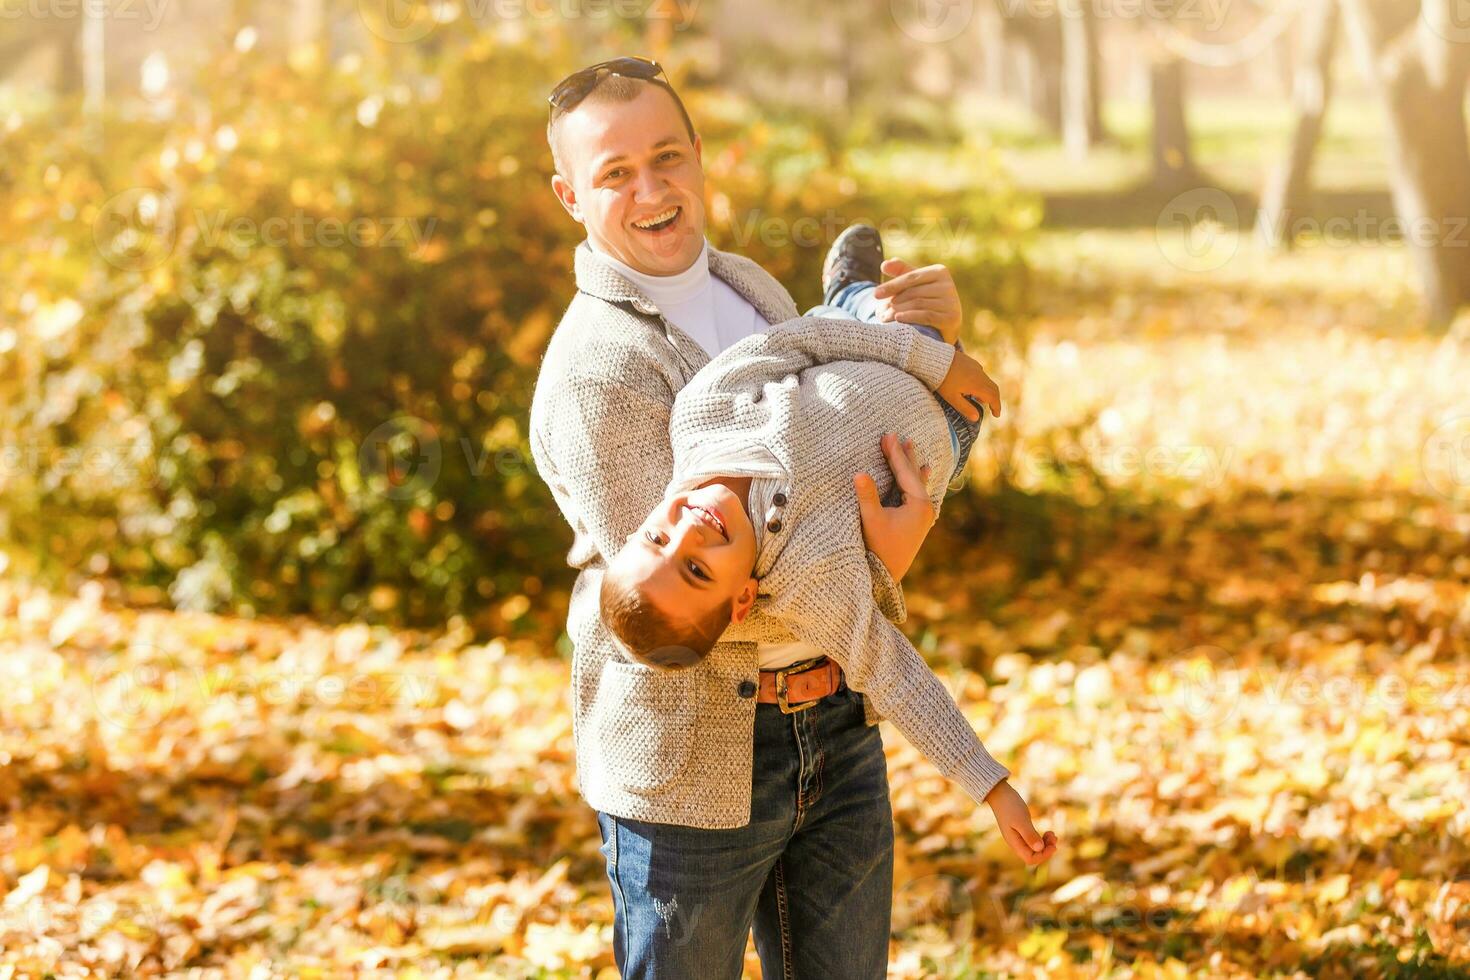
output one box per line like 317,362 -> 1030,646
0,36 -> 1033,632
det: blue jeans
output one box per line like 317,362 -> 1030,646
597,686 -> 893,978
809,280 -> 980,494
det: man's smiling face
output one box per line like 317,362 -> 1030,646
550,82 -> 707,276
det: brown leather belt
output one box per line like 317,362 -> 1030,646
757,656 -> 845,713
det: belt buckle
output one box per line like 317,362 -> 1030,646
775,657 -> 826,714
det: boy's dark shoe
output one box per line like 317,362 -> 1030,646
821,224 -> 884,304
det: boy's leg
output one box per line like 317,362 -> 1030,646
806,281 -> 947,344
810,282 -> 981,493
815,223 -> 981,493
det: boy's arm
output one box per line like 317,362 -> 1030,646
530,371 -> 676,570
770,544 -> 1010,805
866,550 -> 908,623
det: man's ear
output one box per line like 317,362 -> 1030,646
551,173 -> 583,224
693,133 -> 702,164
729,576 -> 759,623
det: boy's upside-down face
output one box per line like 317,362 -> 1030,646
613,480 -> 761,632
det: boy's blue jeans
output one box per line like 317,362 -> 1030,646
597,686 -> 893,979
809,280 -> 980,491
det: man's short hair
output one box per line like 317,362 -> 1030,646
600,562 -> 731,669
547,73 -> 698,178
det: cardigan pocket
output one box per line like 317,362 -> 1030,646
588,659 -> 697,792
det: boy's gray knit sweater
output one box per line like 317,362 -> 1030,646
673,314 -> 1011,807
529,241 -> 1008,830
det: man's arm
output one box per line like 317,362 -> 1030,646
769,544 -> 1011,805
530,371 -> 676,570
854,432 -> 940,588
870,258 -> 964,343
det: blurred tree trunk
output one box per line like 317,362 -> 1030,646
1059,0 -> 1107,157
0,21 -> 78,88
837,11 -> 859,121
231,0 -> 256,30
1149,54 -> 1195,185
1004,11 -> 1064,133
1343,0 -> 1470,328
978,3 -> 1007,95
996,0 -> 1105,143
81,0 -> 105,114
1257,0 -> 1340,249
289,0 -> 325,52
56,20 -> 84,94
645,0 -> 677,56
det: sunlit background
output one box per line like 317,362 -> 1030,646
2,1 -> 1469,976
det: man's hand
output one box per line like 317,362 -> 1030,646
854,433 -> 936,583
872,258 -> 962,345
937,349 -> 1002,420
985,779 -> 1059,867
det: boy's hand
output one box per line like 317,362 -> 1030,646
854,433 -> 936,583
985,779 -> 1058,867
937,350 -> 1002,421
872,258 -> 962,345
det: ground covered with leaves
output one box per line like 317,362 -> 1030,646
4,235 -> 1469,978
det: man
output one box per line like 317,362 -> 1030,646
529,57 -> 1035,978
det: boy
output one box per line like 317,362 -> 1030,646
599,225 -> 1057,863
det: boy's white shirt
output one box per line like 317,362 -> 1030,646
593,238 -> 826,671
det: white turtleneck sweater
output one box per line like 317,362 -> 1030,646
588,239 -> 769,358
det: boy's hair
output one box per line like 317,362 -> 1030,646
600,563 -> 732,669
546,73 -> 698,178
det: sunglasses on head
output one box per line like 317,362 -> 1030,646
548,56 -> 667,113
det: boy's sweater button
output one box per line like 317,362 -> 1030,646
738,680 -> 757,698
772,492 -> 787,507
766,519 -> 783,533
